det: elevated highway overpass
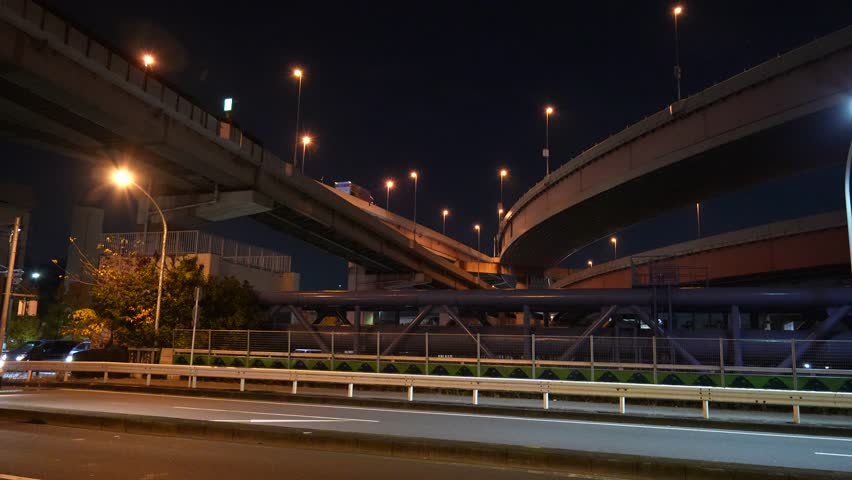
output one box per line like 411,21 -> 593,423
552,211 -> 849,289
0,0 -> 490,289
500,25 -> 852,270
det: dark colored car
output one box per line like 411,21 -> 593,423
1,340 -> 43,361
3,340 -> 78,362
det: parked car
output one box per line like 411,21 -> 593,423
65,341 -> 92,362
1,340 -> 44,361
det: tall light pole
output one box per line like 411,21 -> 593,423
410,171 -> 418,244
301,135 -> 312,174
610,236 -> 618,260
696,202 -> 702,238
292,68 -> 304,168
495,208 -> 504,256
0,217 -> 20,353
442,209 -> 449,235
844,139 -> 852,274
112,169 -> 167,335
673,6 -> 684,101
474,224 -> 481,279
544,106 -> 554,176
588,259 -> 593,268
499,168 -> 508,209
142,53 -> 155,90
385,180 -> 394,210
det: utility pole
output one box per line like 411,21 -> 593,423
0,217 -> 21,353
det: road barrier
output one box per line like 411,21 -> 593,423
3,360 -> 851,424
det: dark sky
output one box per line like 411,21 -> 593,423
7,1 -> 852,288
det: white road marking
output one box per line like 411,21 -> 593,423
54,388 -> 852,443
815,451 -> 852,457
0,474 -> 42,480
173,405 -> 378,423
213,419 -> 362,424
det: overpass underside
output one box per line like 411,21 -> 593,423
503,106 -> 851,268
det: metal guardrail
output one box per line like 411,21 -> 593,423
2,360 -> 850,424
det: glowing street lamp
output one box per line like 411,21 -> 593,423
301,135 -> 312,175
499,168 -> 508,208
610,236 -> 618,259
292,68 -> 305,167
142,53 -> 155,70
442,208 -> 449,235
111,168 -> 167,335
410,171 -> 419,244
385,179 -> 394,210
544,106 -> 554,176
673,6 -> 684,101
587,260 -> 593,268
474,224 -> 481,279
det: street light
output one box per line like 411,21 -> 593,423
673,6 -> 684,101
410,171 -> 419,244
301,135 -> 312,175
499,168 -> 508,208
142,53 -> 155,70
292,68 -> 304,168
587,260 -> 593,268
30,272 -> 40,280
610,236 -> 618,260
495,208 -> 504,256
385,179 -> 394,210
544,106 -> 554,176
111,168 -> 167,335
474,224 -> 481,279
442,209 -> 449,235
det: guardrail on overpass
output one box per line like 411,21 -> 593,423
3,360 -> 851,424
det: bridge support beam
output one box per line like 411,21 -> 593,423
347,263 -> 431,290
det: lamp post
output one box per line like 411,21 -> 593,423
292,68 -> 304,167
696,202 -> 701,238
112,169 -> 167,335
844,139 -> 852,274
474,224 -> 481,279
301,135 -> 311,174
385,180 -> 394,210
544,106 -> 554,175
142,53 -> 155,90
410,171 -> 418,244
610,236 -> 618,260
588,260 -> 593,268
673,6 -> 684,101
499,168 -> 508,209
442,209 -> 449,235
0,217 -> 20,353
495,208 -> 504,256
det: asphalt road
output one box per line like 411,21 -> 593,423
1,388 -> 852,473
0,420 -> 571,480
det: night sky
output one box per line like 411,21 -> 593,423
7,1 -> 852,289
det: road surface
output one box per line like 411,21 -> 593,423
0,420 -> 570,479
1,388 -> 851,473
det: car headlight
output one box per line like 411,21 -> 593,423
15,354 -> 26,361
0,353 -> 6,361
65,354 -> 73,363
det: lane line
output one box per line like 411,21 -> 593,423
172,405 -> 378,423
0,475 -> 42,480
212,419 -> 361,424
815,452 -> 852,457
52,388 -> 852,443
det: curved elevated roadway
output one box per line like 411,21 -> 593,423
553,211 -> 849,288
500,26 -> 852,269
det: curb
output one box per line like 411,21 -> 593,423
37,381 -> 852,438
0,404 -> 845,480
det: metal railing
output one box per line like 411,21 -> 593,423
102,231 -> 291,274
2,360 -> 850,424
172,329 -> 852,389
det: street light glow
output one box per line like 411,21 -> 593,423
610,237 -> 617,244
30,272 -> 41,279
498,208 -> 504,216
386,180 -> 394,189
443,209 -> 449,217
410,171 -> 418,179
112,169 -> 134,188
587,260 -> 593,268
546,106 -> 554,115
223,97 -> 233,112
673,5 -> 683,15
142,53 -> 155,68
302,135 -> 312,145
500,169 -> 508,178
474,224 -> 480,231
293,68 -> 303,78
